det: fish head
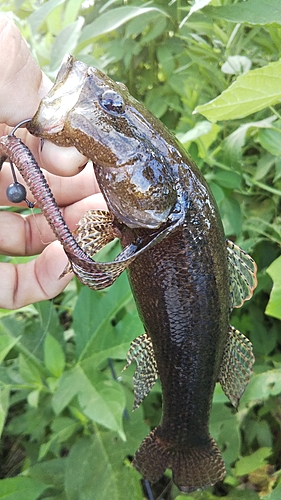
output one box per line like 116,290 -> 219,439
27,55 -> 178,229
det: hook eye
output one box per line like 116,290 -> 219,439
9,118 -> 32,136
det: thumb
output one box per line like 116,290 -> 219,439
0,14 -> 51,126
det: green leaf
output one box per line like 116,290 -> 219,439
219,196 -> 242,237
79,6 -> 169,43
0,387 -> 9,438
28,0 -> 66,33
27,458 -> 66,491
53,365 -> 126,438
241,370 -> 281,406
39,417 -> 78,460
80,310 -> 143,369
52,368 -> 83,415
63,0 -> 84,27
44,334 -> 65,378
0,476 -> 47,500
74,273 -> 133,360
235,447 -> 272,476
213,170 -> 241,190
19,354 -> 42,385
258,127 -> 281,156
65,434 -> 143,500
177,120 -> 212,144
210,403 -> 240,467
265,256 -> 281,319
0,328 -> 20,363
204,0 -> 281,25
196,60 -> 281,121
77,367 -> 126,439
222,117 -> 276,167
50,18 -> 84,71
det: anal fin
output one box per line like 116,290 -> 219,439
218,325 -> 254,409
227,240 -> 257,309
123,333 -> 158,410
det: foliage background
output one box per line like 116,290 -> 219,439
0,0 -> 281,499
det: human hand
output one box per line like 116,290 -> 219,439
0,15 -> 106,309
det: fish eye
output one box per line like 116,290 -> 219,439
99,90 -> 125,114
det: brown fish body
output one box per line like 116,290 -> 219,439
26,55 -> 257,492
120,163 -> 229,488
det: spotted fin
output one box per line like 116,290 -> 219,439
123,333 -> 158,410
74,210 -> 117,256
66,209 -> 182,290
133,428 -> 225,492
61,210 -> 116,277
218,325 -> 254,409
227,240 -> 257,309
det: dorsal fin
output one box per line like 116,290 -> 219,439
123,333 -> 158,410
227,240 -> 257,309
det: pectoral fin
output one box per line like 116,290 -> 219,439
61,210 -> 116,278
218,325 -> 254,409
123,333 -> 158,410
74,210 -> 117,256
227,240 -> 257,310
66,209 -> 181,290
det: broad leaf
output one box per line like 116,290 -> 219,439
196,60 -> 281,121
73,273 -> 132,359
53,365 -> 126,438
65,433 -> 143,500
44,334 -> 65,378
235,447 -> 272,476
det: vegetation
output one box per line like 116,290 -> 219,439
0,0 -> 281,498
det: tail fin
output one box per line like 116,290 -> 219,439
133,426 -> 225,492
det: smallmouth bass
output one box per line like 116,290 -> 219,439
27,56 -> 257,492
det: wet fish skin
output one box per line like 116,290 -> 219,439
27,55 -> 256,492
120,174 -> 228,490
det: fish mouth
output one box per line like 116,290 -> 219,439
27,55 -> 88,138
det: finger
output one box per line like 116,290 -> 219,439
0,15 -> 87,176
0,14 -> 47,124
0,161 -> 100,207
0,192 -> 107,256
0,241 -> 73,310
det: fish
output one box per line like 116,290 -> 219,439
26,55 -> 257,492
